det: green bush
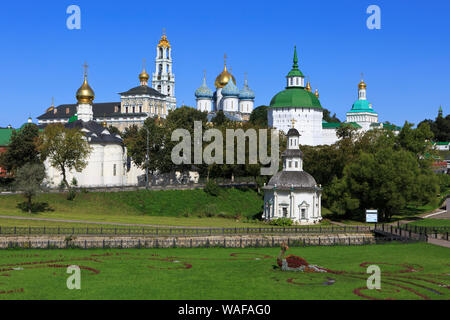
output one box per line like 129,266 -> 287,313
204,180 -> 221,197
269,218 -> 293,226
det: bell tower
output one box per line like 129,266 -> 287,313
152,29 -> 176,111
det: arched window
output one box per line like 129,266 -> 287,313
157,85 -> 161,92
159,47 -> 163,58
167,86 -> 170,94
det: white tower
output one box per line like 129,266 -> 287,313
238,73 -> 255,117
152,30 -> 176,111
76,63 -> 95,122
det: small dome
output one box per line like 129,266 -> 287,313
287,128 -> 300,137
221,76 -> 239,97
349,99 -> 376,113
139,67 -> 150,82
239,79 -> 255,100
267,171 -> 317,189
76,73 -> 95,104
358,80 -> 366,90
195,76 -> 213,99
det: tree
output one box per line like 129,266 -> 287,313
322,108 -> 341,123
336,123 -> 357,139
212,110 -> 228,126
326,148 -> 439,221
0,123 -> 40,174
14,163 -> 46,213
107,125 -> 122,137
36,124 -> 91,196
249,105 -> 268,127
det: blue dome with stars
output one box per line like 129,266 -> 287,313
195,77 -> 213,99
221,77 -> 240,97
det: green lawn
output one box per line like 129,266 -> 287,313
0,243 -> 448,300
0,188 -> 267,228
406,219 -> 450,227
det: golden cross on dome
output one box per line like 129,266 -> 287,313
203,69 -> 206,79
83,62 -> 89,76
224,53 -> 227,65
291,118 -> 296,127
361,72 -> 364,81
163,28 -> 166,35
143,58 -> 146,68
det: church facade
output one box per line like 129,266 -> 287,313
268,47 -> 396,146
263,126 -> 322,224
195,56 -> 255,121
37,32 -> 176,131
44,66 -> 144,188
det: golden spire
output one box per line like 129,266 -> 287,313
291,118 -> 296,127
157,28 -> 171,48
139,58 -> 150,85
305,76 -> 311,92
76,62 -> 95,104
358,72 -> 367,89
46,97 -> 55,113
315,89 -> 319,98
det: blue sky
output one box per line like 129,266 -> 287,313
0,0 -> 449,127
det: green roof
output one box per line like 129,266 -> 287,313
0,128 -> 14,147
435,142 -> 450,145
270,87 -> 322,109
322,122 -> 362,129
347,99 -> 377,114
383,123 -> 402,131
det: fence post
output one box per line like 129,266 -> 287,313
446,232 -> 449,241
318,237 -> 321,245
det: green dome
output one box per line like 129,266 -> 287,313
348,100 -> 377,113
269,87 -> 322,109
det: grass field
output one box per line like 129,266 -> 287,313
0,243 -> 448,300
406,219 -> 450,227
0,188 -> 268,228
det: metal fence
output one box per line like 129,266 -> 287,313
398,223 -> 450,235
0,225 -> 373,236
0,236 -> 409,250
374,224 -> 428,242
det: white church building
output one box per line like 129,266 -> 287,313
263,125 -> 322,224
44,66 -> 144,188
268,47 -> 397,146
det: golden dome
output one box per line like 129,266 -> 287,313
76,65 -> 95,104
157,30 -> 171,48
215,64 -> 236,88
358,72 -> 366,89
305,80 -> 311,92
139,62 -> 150,83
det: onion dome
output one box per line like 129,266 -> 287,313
139,63 -> 150,84
358,73 -> 367,89
215,55 -> 236,88
76,64 -> 95,104
157,30 -> 171,48
221,75 -> 240,97
305,77 -> 312,92
195,73 -> 213,99
239,75 -> 255,100
314,89 -> 319,98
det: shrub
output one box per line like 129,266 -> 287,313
17,202 -> 53,213
204,180 -> 221,197
67,189 -> 77,201
269,218 -> 293,226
